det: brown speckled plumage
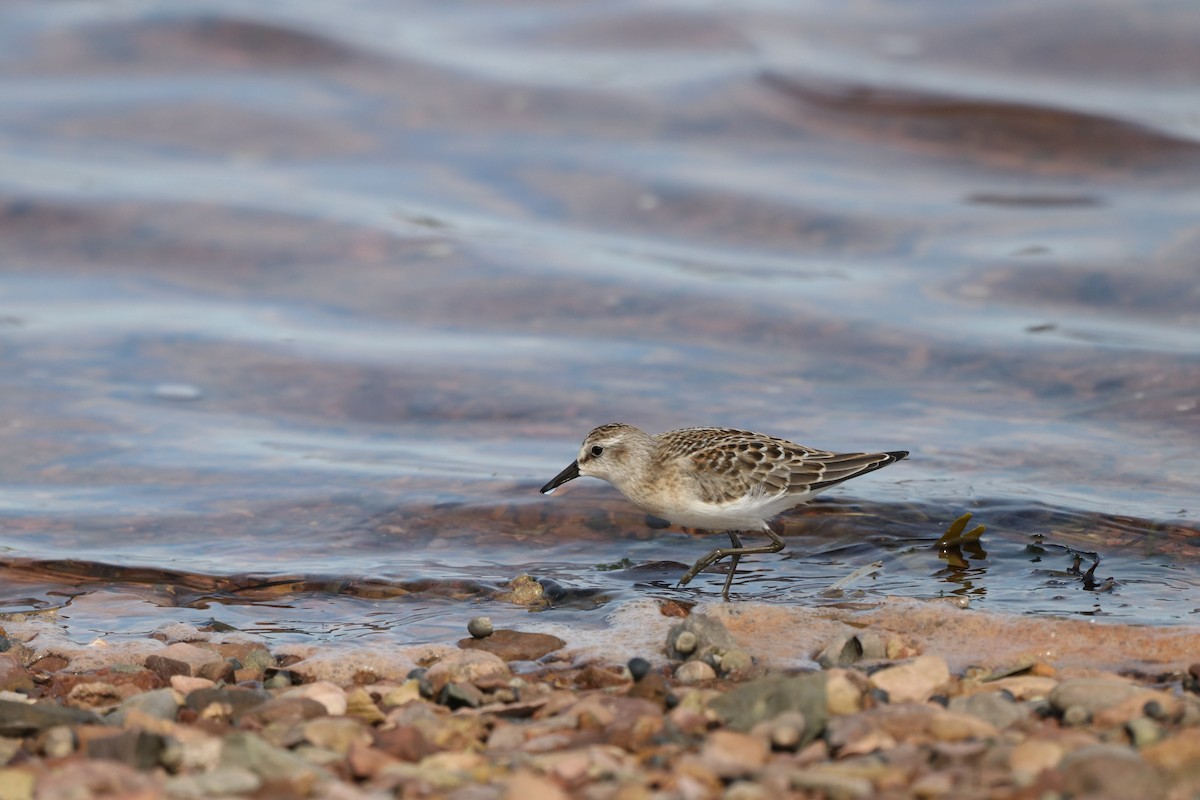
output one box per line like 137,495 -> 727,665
540,423 -> 908,600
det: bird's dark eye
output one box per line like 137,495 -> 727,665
590,445 -> 604,457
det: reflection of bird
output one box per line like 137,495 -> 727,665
541,423 -> 908,600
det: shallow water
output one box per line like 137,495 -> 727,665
0,0 -> 1197,649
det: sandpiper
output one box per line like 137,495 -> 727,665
540,423 -> 908,600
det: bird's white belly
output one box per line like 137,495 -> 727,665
650,490 -> 820,531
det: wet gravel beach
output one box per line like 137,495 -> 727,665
1,595 -> 1198,799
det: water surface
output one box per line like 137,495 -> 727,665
0,0 -> 1197,648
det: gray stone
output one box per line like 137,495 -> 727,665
85,729 -> 165,770
0,699 -> 100,736
185,687 -> 270,720
1059,744 -> 1165,800
220,731 -> 323,790
947,692 -> 1025,730
710,672 -> 827,747
107,688 -> 180,726
667,613 -> 740,666
467,617 -> 493,639
1049,678 -> 1139,716
165,766 -> 263,798
815,633 -> 864,668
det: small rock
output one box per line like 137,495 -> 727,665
303,716 -> 371,755
1009,738 -> 1063,781
719,649 -> 753,677
499,574 -> 548,606
1049,678 -> 1139,716
1059,744 -> 1166,800
0,656 -> 32,695
710,673 -> 827,747
628,657 -> 652,682
674,661 -> 716,685
240,696 -> 327,727
185,687 -> 270,721
165,766 -> 262,798
85,729 -> 166,770
947,691 -> 1025,730
750,710 -> 807,752
667,614 -> 739,664
345,687 -> 385,724
0,699 -> 100,736
382,681 -> 422,708
425,650 -> 511,694
283,681 -> 348,716
457,630 -> 564,662
815,632 -> 866,668
675,631 -> 698,655
219,731 -> 323,792
169,675 -> 214,695
441,682 -> 485,709
373,724 -> 440,762
1127,717 -> 1163,748
699,730 -> 769,778
825,669 -> 866,716
467,617 -> 494,639
1063,705 -> 1090,726
38,725 -> 75,759
145,643 -> 233,683
107,688 -> 181,726
869,655 -> 950,704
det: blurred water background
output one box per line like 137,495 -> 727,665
1,0 -> 1197,646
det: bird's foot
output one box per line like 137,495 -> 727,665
677,549 -> 725,587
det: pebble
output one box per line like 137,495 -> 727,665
710,673 -> 827,748
1008,738 -> 1064,781
107,688 -> 181,726
947,691 -> 1025,730
825,669 -> 865,716
467,616 -> 494,639
1062,705 -> 1090,727
425,650 -> 511,694
700,730 -> 770,778
719,649 -> 753,676
165,766 -> 262,798
458,629 -> 565,662
667,614 -> 740,665
869,655 -> 950,704
674,660 -> 716,685
39,725 -> 75,759
1049,677 -> 1139,716
1059,743 -> 1166,799
283,681 -> 348,716
0,655 -> 32,694
628,657 -> 652,682
752,711 -> 807,752
1127,716 -> 1163,748
674,631 -> 699,655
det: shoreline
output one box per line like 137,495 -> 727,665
0,597 -> 1198,798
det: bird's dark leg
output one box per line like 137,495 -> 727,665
678,524 -> 786,600
721,532 -> 742,601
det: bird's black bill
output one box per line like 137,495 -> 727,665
540,461 -> 580,494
